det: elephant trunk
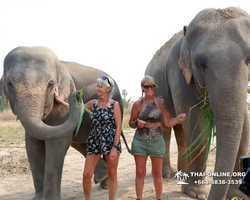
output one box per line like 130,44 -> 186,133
207,83 -> 246,199
18,92 -> 80,141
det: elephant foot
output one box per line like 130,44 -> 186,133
162,165 -> 175,178
226,184 -> 245,199
181,183 -> 208,200
94,174 -> 108,184
99,177 -> 109,189
32,192 -> 43,200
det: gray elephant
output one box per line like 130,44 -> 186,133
0,46 -> 129,200
161,124 -> 187,178
145,7 -> 250,200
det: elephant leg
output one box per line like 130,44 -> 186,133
25,133 -> 45,200
181,120 -> 209,200
173,124 -> 187,172
71,142 -> 108,189
43,136 -> 71,200
162,124 -> 175,178
227,108 -> 250,199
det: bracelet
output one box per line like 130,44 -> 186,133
135,120 -> 138,127
113,143 -> 119,148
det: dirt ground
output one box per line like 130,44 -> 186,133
0,129 -> 216,200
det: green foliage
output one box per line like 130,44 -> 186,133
121,89 -> 134,109
0,97 -> 10,111
180,85 -> 250,169
75,86 -> 92,137
123,98 -> 134,109
180,86 -> 216,170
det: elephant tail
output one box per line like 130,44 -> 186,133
121,130 -> 131,154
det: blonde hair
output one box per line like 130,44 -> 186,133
141,75 -> 157,87
140,75 -> 159,98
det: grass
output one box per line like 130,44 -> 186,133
0,108 -> 132,147
0,110 -> 25,147
180,86 -> 216,170
122,107 -> 132,130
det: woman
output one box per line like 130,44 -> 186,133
55,75 -> 122,200
129,75 -> 187,200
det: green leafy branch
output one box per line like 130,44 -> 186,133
180,86 -> 250,171
180,86 -> 216,171
75,86 -> 92,137
180,86 -> 250,170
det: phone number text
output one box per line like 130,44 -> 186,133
194,180 -> 242,185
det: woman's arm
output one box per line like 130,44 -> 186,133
113,102 -> 122,146
54,86 -> 93,112
128,101 -> 146,129
54,86 -> 70,110
129,101 -> 139,129
160,100 -> 187,127
109,101 -> 122,163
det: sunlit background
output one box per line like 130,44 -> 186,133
1,0 -> 250,101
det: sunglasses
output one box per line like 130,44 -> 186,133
143,85 -> 156,89
100,76 -> 111,86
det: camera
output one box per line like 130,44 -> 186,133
238,155 -> 250,196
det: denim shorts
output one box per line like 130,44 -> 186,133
131,135 -> 166,157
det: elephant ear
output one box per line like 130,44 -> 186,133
179,26 -> 193,85
0,75 -> 8,105
56,61 -> 76,101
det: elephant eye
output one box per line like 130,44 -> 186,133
7,78 -> 13,89
7,81 -> 13,88
246,56 -> 250,66
197,59 -> 207,71
47,80 -> 54,89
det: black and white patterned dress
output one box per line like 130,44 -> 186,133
87,100 -> 122,155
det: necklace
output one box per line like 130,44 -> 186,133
98,98 -> 109,107
98,98 -> 109,103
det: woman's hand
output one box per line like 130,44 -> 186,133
137,120 -> 146,128
177,113 -> 187,122
54,86 -> 60,103
109,147 -> 117,163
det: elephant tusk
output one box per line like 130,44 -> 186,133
16,115 -> 19,121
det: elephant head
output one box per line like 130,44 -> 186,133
1,46 -> 79,140
179,7 -> 250,198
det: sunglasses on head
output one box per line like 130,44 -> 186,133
100,76 -> 111,86
143,85 -> 156,89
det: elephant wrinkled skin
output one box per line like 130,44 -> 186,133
145,7 -> 250,200
0,46 -> 129,200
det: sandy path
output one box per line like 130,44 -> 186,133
0,129 -> 215,200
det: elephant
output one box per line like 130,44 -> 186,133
161,124 -> 187,178
145,7 -> 250,200
0,46 -> 130,200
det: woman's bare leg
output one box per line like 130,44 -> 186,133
150,156 -> 163,200
134,155 -> 148,200
105,153 -> 120,200
83,154 -> 101,200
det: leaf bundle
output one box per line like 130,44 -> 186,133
75,86 -> 92,137
180,86 -> 216,171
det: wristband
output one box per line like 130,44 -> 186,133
135,120 -> 138,127
113,143 -> 119,148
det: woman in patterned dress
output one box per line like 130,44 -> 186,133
54,75 -> 122,200
129,76 -> 187,200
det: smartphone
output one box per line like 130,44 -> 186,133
238,155 -> 250,196
240,155 -> 250,173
